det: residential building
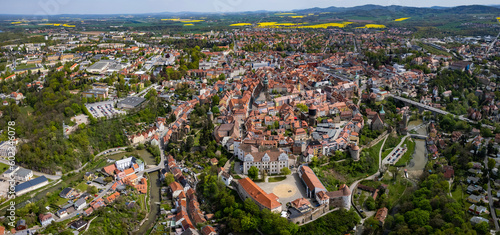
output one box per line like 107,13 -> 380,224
39,213 -> 54,227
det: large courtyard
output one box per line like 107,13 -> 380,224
256,172 -> 310,205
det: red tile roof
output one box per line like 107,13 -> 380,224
201,225 -> 216,235
238,178 -> 281,210
169,182 -> 183,192
299,165 -> 325,192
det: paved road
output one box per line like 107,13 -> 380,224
95,147 -> 127,158
484,156 -> 500,231
0,146 -> 129,181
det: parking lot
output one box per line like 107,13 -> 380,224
382,146 -> 407,165
85,101 -> 126,119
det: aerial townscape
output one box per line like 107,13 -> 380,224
0,1 -> 500,235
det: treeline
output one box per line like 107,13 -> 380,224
161,39 -> 229,50
298,209 -> 360,234
378,173 -> 484,235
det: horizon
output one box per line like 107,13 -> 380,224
0,0 -> 499,16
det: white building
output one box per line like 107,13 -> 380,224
218,171 -> 233,186
14,168 -> 33,181
115,156 -> 144,172
242,151 -> 289,175
2,165 -> 19,178
74,198 -> 87,210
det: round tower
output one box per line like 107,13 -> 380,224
309,104 -> 317,117
349,144 -> 360,161
340,184 -> 352,209
207,110 -> 213,122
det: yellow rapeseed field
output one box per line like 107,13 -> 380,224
230,23 -> 252,26
298,22 -> 351,29
257,21 -> 352,29
38,23 -> 75,27
356,24 -> 386,29
395,17 -> 410,21
184,24 -> 194,26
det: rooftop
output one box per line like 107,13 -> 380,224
239,177 -> 281,210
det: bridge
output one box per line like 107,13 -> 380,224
390,94 -> 495,130
144,166 -> 161,173
389,94 -> 449,115
410,134 -> 428,139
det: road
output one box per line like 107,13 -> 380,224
0,146 -> 129,181
0,159 -> 61,180
389,94 -> 494,130
54,182 -> 113,223
349,135 -> 388,224
94,147 -> 127,158
136,84 -> 157,98
484,156 -> 499,231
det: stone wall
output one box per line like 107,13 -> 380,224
288,204 -> 329,225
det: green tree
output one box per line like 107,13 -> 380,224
164,173 -> 175,186
474,221 -> 489,235
248,166 -> 259,180
281,167 -> 291,176
488,158 -> 496,170
87,185 -> 98,194
212,95 -> 220,105
184,136 -> 194,151
365,197 -> 376,210
296,103 -> 308,113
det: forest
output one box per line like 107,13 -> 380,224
378,173 -> 485,235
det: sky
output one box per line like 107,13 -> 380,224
0,0 -> 498,15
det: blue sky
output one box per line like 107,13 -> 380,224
1,0 -> 498,15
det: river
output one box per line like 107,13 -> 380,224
108,150 -> 161,234
134,171 -> 161,235
406,120 -> 428,178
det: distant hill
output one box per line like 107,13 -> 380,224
294,4 -> 500,16
1,4 -> 499,18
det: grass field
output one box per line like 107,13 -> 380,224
0,162 -> 9,175
396,138 -> 416,165
268,176 -> 286,182
75,181 -> 88,192
381,148 -> 393,159
55,197 -> 68,206
138,194 -> 146,211
19,106 -> 34,116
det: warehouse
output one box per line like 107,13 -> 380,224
15,176 -> 49,196
117,97 -> 147,109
